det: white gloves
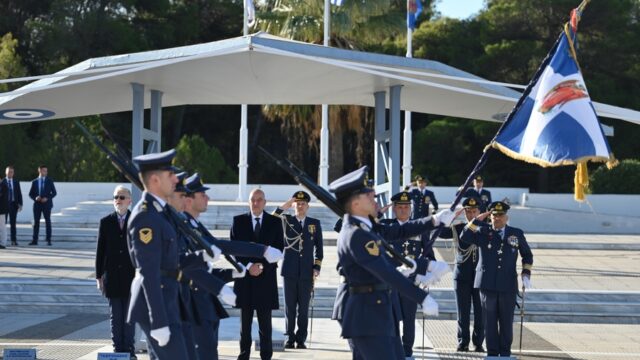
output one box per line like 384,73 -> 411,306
199,245 -> 222,263
150,326 -> 171,347
421,295 -> 439,316
232,263 -> 247,279
433,209 -> 456,227
396,257 -> 417,278
219,285 -> 237,306
522,275 -> 532,289
415,260 -> 450,287
263,246 -> 284,263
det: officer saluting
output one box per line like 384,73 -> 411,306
126,149 -> 188,359
460,201 -> 533,357
329,167 -> 439,360
273,190 -> 323,349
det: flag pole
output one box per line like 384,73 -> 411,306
402,0 -> 414,189
319,0 -> 330,188
237,0 -> 250,201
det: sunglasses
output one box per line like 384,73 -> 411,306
113,195 -> 129,200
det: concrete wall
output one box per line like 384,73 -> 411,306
523,193 -> 640,217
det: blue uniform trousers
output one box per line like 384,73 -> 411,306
283,277 -> 313,345
398,295 -> 417,357
181,321 -> 199,360
139,322 -> 188,360
32,203 -> 52,242
351,335 -> 405,360
108,297 -> 134,354
454,280 -> 484,348
480,289 -> 516,357
193,319 -> 220,360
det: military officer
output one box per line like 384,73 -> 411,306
462,175 -> 492,212
460,201 -> 533,357
408,175 -> 438,219
126,149 -> 189,359
273,190 -> 323,349
439,198 -> 484,352
330,166 -> 445,360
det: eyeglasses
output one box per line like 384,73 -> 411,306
113,195 -> 129,200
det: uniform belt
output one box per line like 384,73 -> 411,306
160,269 -> 183,282
349,284 -> 390,294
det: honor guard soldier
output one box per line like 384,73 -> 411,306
273,190 -> 324,349
439,198 -> 484,353
462,176 -> 492,212
330,167 -> 444,360
408,175 -> 438,219
460,201 -> 533,357
127,149 -> 189,359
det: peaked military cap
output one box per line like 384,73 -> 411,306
474,175 -> 484,181
293,190 -> 311,202
185,173 -> 210,193
174,171 -> 189,193
488,201 -> 510,214
133,149 -> 179,173
391,191 -> 411,205
462,197 -> 480,208
329,166 -> 374,203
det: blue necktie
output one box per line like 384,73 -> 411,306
8,179 -> 13,202
39,178 -> 44,196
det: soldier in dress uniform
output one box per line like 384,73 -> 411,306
407,175 -> 438,219
126,149 -> 189,359
273,190 -> 323,349
462,175 -> 492,212
439,197 -> 484,353
460,201 -> 533,357
329,166 -> 446,360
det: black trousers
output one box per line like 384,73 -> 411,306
238,307 -> 272,360
108,297 -> 135,354
7,202 -> 19,243
32,203 -> 52,242
454,280 -> 484,347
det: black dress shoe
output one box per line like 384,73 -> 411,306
474,345 -> 485,352
456,345 -> 469,352
28,241 -> 37,246
296,343 -> 307,349
11,241 -> 17,246
284,342 -> 295,349
47,241 -> 52,246
0,245 -> 5,249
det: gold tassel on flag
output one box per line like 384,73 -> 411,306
574,161 -> 589,201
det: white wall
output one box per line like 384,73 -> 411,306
523,193 -> 640,217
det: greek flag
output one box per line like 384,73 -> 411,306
407,0 -> 422,30
490,3 -> 616,200
331,0 -> 344,6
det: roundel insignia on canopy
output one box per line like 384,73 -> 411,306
0,109 -> 55,120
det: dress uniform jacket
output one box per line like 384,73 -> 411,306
463,188 -> 492,212
230,211 -> 284,310
95,211 -> 134,298
276,212 -> 324,279
408,188 -> 438,219
440,223 -> 479,284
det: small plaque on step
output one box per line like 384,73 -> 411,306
97,353 -> 130,360
255,339 -> 285,352
3,348 -> 36,360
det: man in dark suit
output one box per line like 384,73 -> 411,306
231,188 -> 284,360
95,185 -> 136,358
273,190 -> 323,349
3,166 -> 23,246
28,165 -> 57,246
0,173 -> 8,249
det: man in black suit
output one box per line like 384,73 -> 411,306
28,165 -> 57,246
231,188 -> 284,360
95,185 -> 136,358
3,166 -> 23,246
0,173 -> 8,249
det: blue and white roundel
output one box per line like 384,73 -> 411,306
0,109 -> 55,120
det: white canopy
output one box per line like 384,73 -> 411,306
1,32 -> 638,125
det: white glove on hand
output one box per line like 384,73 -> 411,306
232,263 -> 247,279
428,260 -> 450,278
396,257 -> 417,278
522,275 -> 532,289
150,326 -> 171,347
263,246 -> 283,263
433,209 -> 456,227
421,295 -> 439,316
219,285 -> 237,306
199,244 -> 222,263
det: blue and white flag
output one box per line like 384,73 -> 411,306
331,0 -> 344,6
407,0 -> 422,30
490,2 -> 616,200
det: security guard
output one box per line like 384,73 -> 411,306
463,175 -> 492,212
330,166 -> 441,360
379,191 -> 437,359
273,190 -> 323,349
439,198 -> 484,352
460,201 -> 533,357
408,175 -> 438,219
126,149 -> 188,359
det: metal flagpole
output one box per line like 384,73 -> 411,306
319,0 -> 330,188
238,0 -> 250,201
403,0 -> 414,188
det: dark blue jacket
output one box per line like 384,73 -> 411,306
1,177 -> 22,208
28,177 -> 56,209
463,188 -> 492,212
439,223 -> 479,284
380,218 -> 436,262
409,188 -> 438,219
274,210 -> 323,280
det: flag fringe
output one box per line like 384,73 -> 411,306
488,142 -> 616,168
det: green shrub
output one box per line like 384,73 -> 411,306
174,135 -> 236,183
589,159 -> 640,194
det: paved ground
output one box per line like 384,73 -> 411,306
0,234 -> 639,359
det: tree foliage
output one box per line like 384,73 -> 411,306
174,134 -> 236,183
590,159 -> 640,194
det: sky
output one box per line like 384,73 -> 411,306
436,0 -> 485,19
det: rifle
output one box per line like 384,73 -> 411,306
256,146 -> 414,268
75,121 -> 243,272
